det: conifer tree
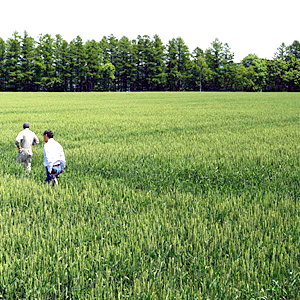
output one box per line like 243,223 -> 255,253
5,32 -> 22,91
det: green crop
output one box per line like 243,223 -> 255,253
0,92 -> 299,299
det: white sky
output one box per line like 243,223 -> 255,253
1,0 -> 299,62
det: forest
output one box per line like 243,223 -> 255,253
0,31 -> 299,92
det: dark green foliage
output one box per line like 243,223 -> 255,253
20,31 -> 36,91
0,31 -> 299,91
4,32 -> 22,91
53,34 -> 70,92
166,37 -> 192,91
0,37 -> 6,90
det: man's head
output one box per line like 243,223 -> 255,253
23,122 -> 30,129
43,129 -> 53,142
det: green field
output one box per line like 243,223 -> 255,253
0,92 -> 299,299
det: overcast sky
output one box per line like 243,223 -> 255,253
1,0 -> 299,62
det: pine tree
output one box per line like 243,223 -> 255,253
69,36 -> 88,91
0,38 -> 6,91
99,35 -> 119,91
5,32 -> 22,91
166,37 -> 191,91
116,36 -> 134,91
85,39 -> 102,91
20,31 -> 36,91
147,35 -> 167,91
53,34 -> 70,91
35,34 -> 56,91
205,38 -> 234,90
191,47 -> 210,91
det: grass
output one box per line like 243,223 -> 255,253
0,92 -> 299,299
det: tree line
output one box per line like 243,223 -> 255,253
0,31 -> 299,92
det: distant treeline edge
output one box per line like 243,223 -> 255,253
0,32 -> 299,92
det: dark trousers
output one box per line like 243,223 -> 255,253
45,165 -> 62,183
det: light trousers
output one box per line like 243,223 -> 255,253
17,149 -> 32,171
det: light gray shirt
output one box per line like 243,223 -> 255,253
15,128 -> 39,155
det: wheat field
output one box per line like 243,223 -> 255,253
0,92 -> 299,299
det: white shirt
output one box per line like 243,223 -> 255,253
43,138 -> 66,172
15,128 -> 39,155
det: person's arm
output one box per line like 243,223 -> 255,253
33,133 -> 39,145
44,145 -> 54,173
15,141 -> 22,150
15,133 -> 22,150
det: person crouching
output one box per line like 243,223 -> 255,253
43,129 -> 66,185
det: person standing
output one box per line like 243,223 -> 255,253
15,122 -> 39,171
43,129 -> 66,185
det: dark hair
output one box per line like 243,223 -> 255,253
43,129 -> 54,138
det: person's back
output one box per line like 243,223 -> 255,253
16,128 -> 39,155
43,129 -> 66,185
15,122 -> 39,171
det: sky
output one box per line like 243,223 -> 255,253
1,0 -> 299,62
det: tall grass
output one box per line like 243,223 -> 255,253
0,92 -> 299,299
